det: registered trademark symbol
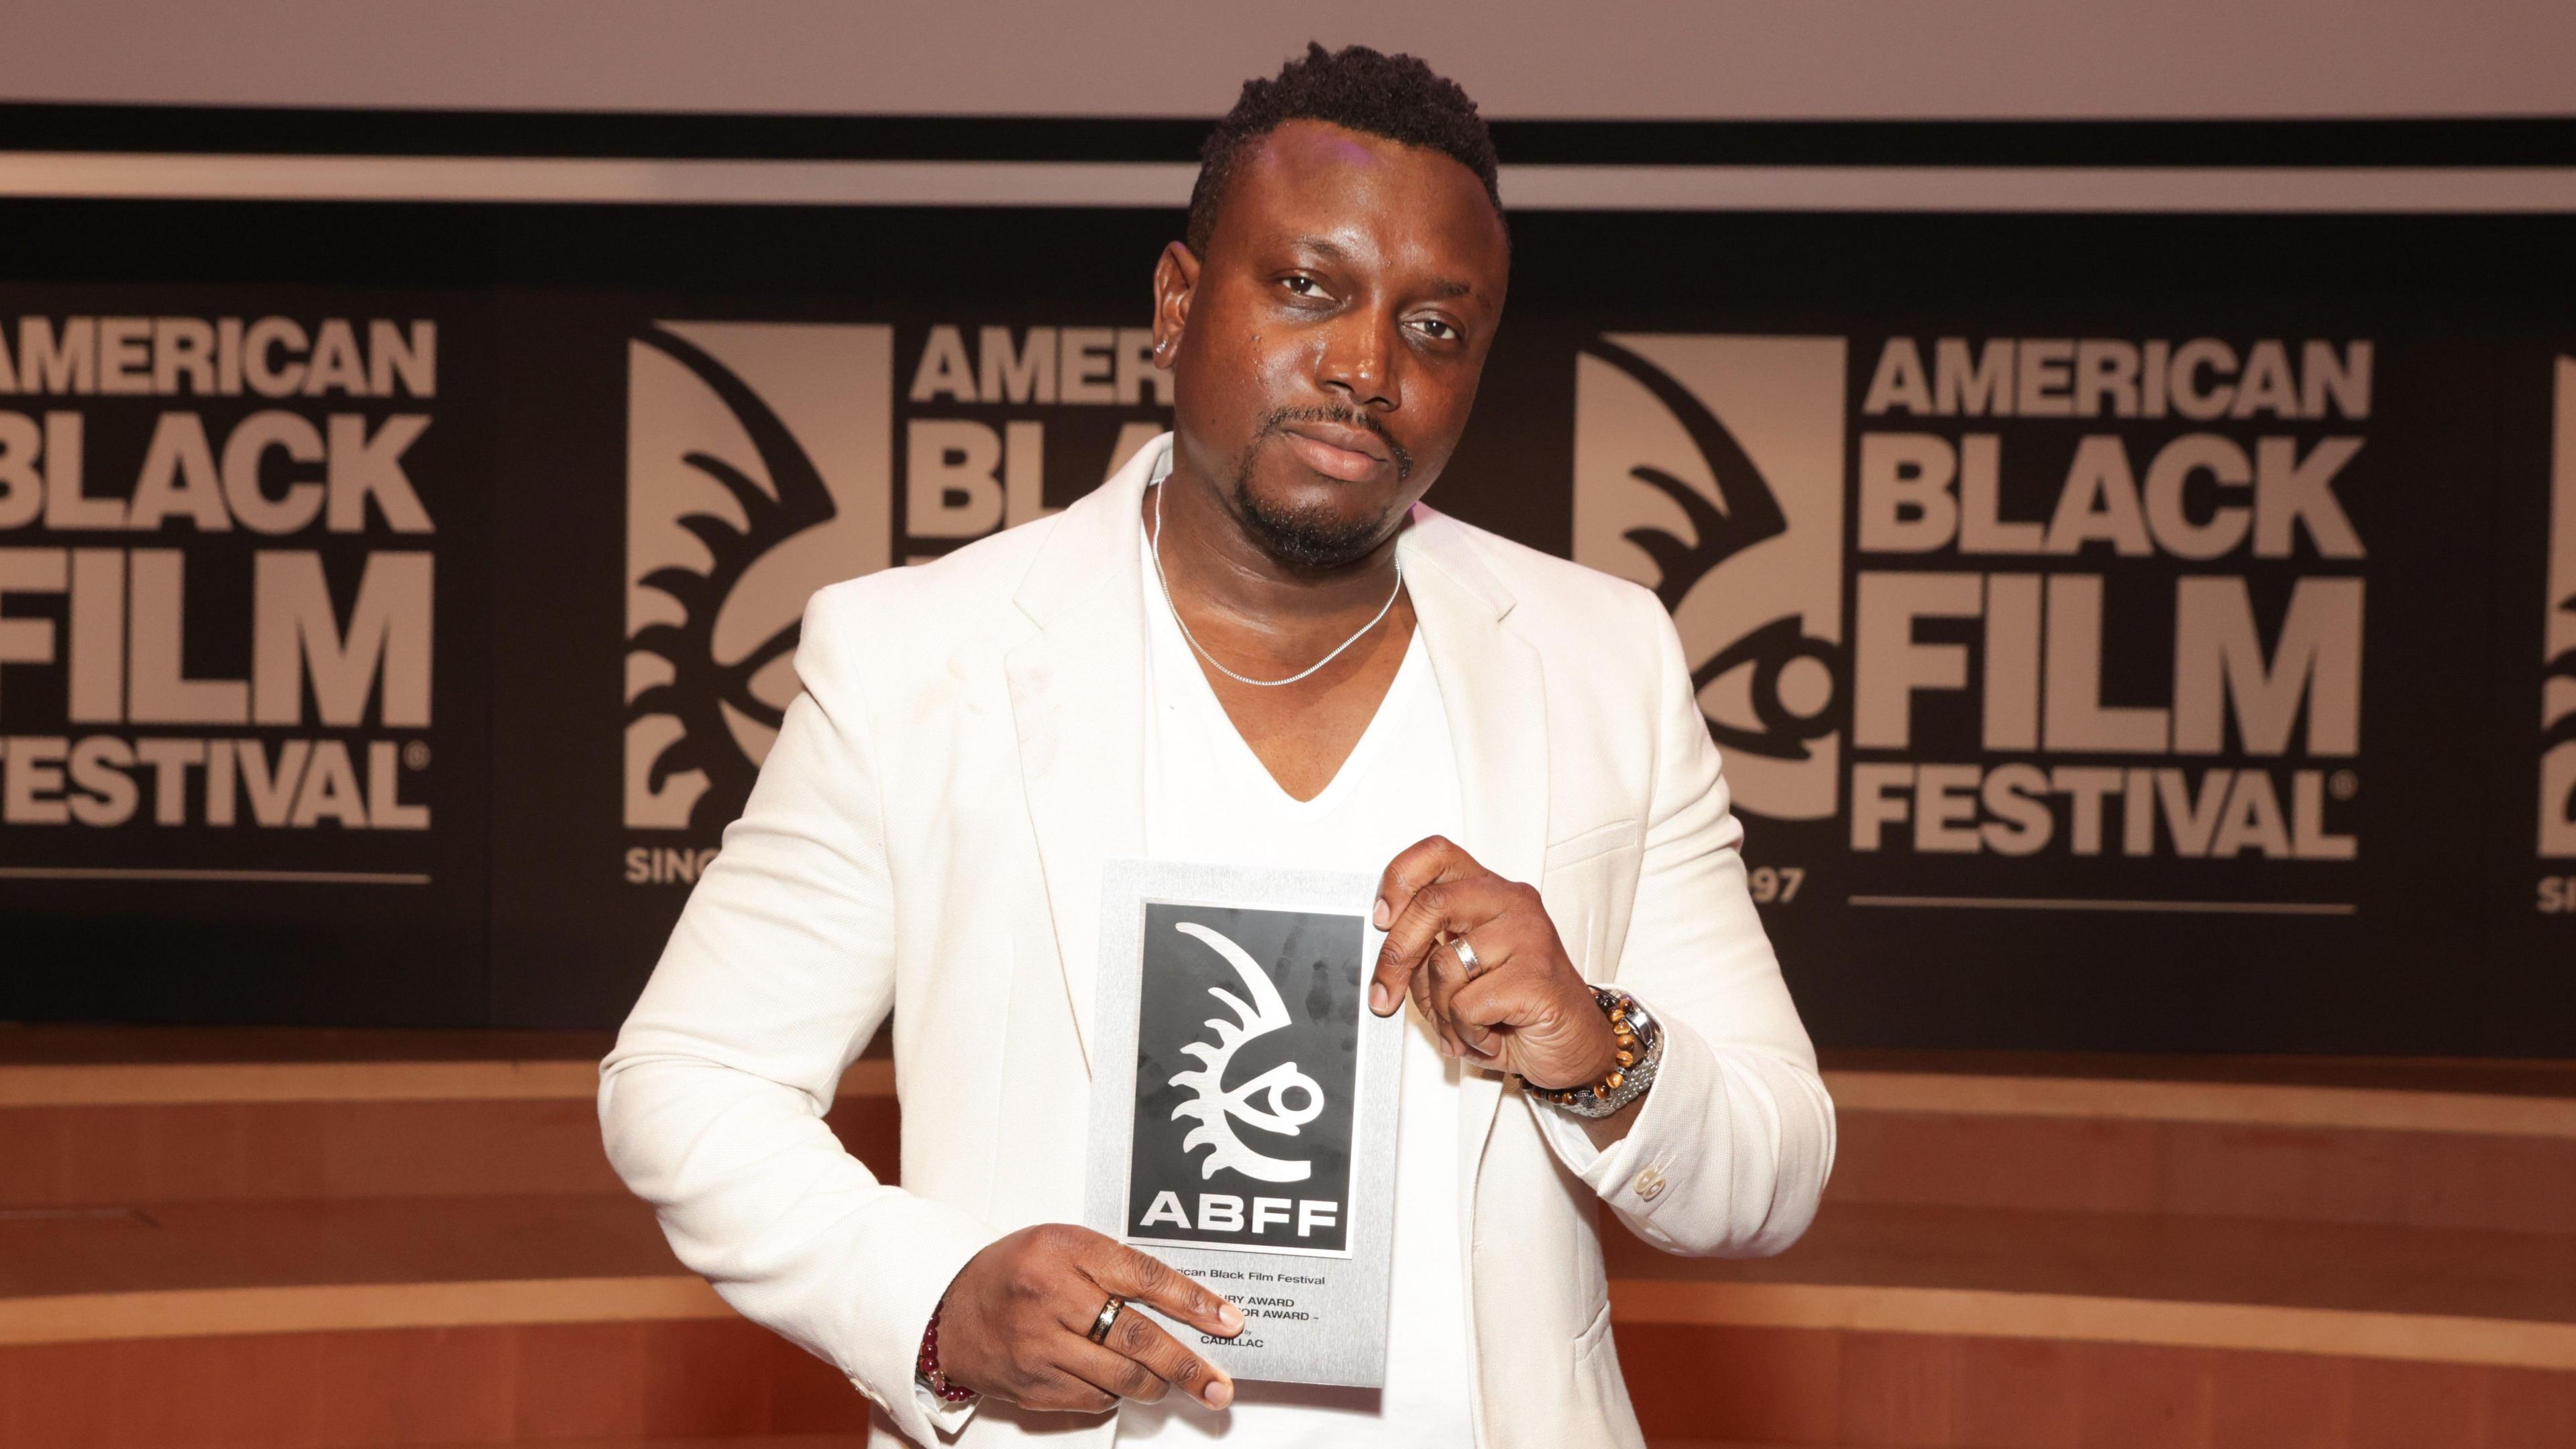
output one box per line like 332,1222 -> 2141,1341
403,741 -> 432,771
2330,770 -> 2359,800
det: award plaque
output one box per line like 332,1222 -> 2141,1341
1083,857 -> 1405,1387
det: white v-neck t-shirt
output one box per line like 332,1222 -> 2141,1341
1116,515 -> 1476,1446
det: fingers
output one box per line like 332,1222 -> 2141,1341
1406,942 -> 1447,1053
1109,1303 -> 1233,1407
941,1225 -> 1246,1416
1371,843 -> 1505,1017
1058,1337 -> 1167,1407
1082,1240 -> 1245,1340
1057,1301 -> 1234,1409
1380,873 -> 1519,1041
1053,1242 -> 1237,1411
1014,1368 -> 1119,1415
1430,932 -> 1511,1059
1450,969 -> 1542,1072
1412,932 -> 1472,1057
1373,835 -> 1468,932
1368,836 -> 1479,1015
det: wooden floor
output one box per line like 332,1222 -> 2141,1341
1,1028 -> 2571,1448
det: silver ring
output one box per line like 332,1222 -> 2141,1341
1451,936 -> 1483,977
1087,1294 -> 1126,1344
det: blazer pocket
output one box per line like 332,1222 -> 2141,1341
1544,818 -> 1642,873
1543,821 -> 1642,981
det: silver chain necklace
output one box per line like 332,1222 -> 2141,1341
1145,480 -> 1404,689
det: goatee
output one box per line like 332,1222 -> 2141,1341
1229,411 -> 1409,570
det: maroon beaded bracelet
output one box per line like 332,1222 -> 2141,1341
915,1300 -> 977,1405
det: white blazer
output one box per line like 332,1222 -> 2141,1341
600,435 -> 1835,1448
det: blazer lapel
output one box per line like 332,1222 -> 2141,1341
1397,508 -> 1552,1185
1004,439 -> 1161,1073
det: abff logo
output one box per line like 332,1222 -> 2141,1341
625,323 -> 894,835
1126,902 -> 1362,1254
1573,335 -> 1847,821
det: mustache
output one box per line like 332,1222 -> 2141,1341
1256,406 -> 1414,482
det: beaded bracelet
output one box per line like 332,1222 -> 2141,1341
1524,985 -> 1662,1118
914,1299 -> 977,1405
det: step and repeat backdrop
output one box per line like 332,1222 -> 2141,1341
0,154 -> 2570,1053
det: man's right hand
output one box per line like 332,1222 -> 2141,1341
936,1224 -> 1243,1413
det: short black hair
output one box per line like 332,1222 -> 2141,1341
1185,42 -> 1503,257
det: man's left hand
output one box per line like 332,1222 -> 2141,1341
1368,835 -> 1619,1091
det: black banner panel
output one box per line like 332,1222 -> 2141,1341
0,284 -> 493,1023
1,193 -> 2571,1053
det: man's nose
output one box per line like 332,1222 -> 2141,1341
1316,310 -> 1397,412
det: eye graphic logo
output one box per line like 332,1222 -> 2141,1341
1573,335 -> 1849,820
1168,921 -> 1328,1183
2542,357 -> 2576,857
1126,902 -> 1362,1254
624,323 -> 894,836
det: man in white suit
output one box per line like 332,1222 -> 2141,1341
602,42 -> 1833,1448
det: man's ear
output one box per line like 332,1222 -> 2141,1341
1151,241 -> 1199,368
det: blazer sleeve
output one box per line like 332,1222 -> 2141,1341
598,589 -> 998,1444
1527,588 -> 1837,1257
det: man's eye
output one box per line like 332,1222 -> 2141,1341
1413,318 -> 1457,341
1281,276 -> 1319,296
